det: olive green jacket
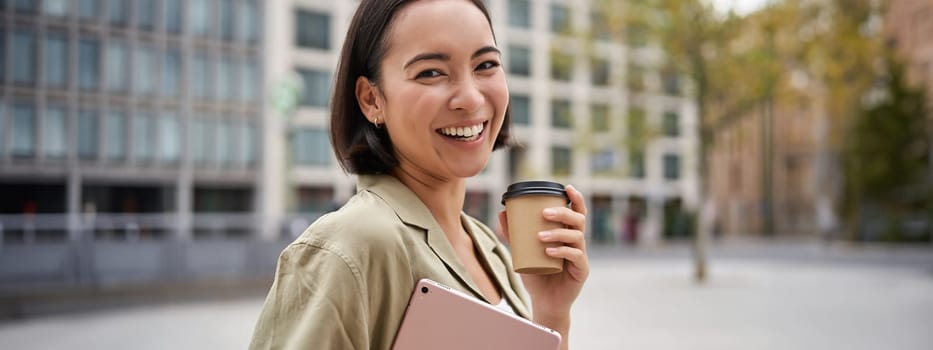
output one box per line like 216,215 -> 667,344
249,175 -> 531,349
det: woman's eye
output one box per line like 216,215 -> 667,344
415,69 -> 444,79
476,61 -> 501,71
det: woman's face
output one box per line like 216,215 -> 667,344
362,0 -> 508,181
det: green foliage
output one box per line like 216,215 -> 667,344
843,58 -> 931,240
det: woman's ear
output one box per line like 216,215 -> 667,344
355,76 -> 383,123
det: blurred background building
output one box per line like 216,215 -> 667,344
5,0 -> 929,301
0,0 -> 697,294
707,0 -> 932,239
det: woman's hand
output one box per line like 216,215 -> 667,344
498,184 -> 589,335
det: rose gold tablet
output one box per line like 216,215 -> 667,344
391,279 -> 562,350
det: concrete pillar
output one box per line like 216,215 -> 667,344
176,175 -> 192,240
641,196 -> 664,246
67,171 -> 81,241
612,195 -> 629,245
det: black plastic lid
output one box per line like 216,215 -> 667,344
501,181 -> 569,205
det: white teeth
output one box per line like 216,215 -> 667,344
440,123 -> 485,138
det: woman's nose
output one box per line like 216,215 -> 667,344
448,77 -> 484,113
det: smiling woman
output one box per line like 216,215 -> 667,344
250,1 -> 590,350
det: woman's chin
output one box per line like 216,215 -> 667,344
449,162 -> 489,178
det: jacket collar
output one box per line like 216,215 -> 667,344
358,175 -> 530,318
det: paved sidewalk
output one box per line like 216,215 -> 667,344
0,242 -> 931,349
572,247 -> 933,349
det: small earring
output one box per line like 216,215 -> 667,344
373,116 -> 382,128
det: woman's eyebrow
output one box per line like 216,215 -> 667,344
403,46 -> 501,69
472,46 -> 501,59
404,53 -> 450,69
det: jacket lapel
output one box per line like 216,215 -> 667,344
359,175 -> 486,301
463,216 -> 532,319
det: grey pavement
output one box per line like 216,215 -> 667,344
1,240 -> 932,349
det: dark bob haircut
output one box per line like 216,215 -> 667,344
329,0 -> 513,175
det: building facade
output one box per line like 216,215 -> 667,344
0,0 -> 264,243
0,0 -> 698,247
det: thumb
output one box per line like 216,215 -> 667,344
496,210 -> 511,245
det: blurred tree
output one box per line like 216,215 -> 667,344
843,57 -> 931,241
591,0 -> 745,282
589,0 -> 891,278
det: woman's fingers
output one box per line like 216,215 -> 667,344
543,206 -> 585,230
541,185 -> 587,229
566,185 -> 587,216
544,245 -> 589,281
538,228 -> 585,248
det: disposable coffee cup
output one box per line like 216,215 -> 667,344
501,181 -> 570,275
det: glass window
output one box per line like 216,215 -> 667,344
43,106 -> 67,158
508,0 -> 531,28
591,149 -> 615,175
165,0 -> 183,33
162,49 -> 181,97
78,110 -> 99,160
508,45 -> 531,77
137,0 -> 156,29
551,99 -> 572,128
626,23 -> 649,47
192,118 -> 211,165
663,154 -> 680,180
298,69 -> 331,108
217,57 -> 235,100
591,104 -> 609,132
591,11 -> 611,40
134,44 -> 157,95
190,0 -> 210,36
12,103 -> 36,157
12,29 -> 37,85
214,119 -> 228,165
193,53 -> 211,99
591,57 -> 610,86
43,32 -> 68,87
510,94 -> 530,125
224,120 -> 236,166
133,111 -> 156,162
159,114 -> 179,162
663,111 -> 680,137
109,0 -> 128,25
79,38 -> 101,90
295,9 -> 330,50
550,51 -> 573,81
239,1 -> 259,42
662,68 -> 681,95
0,102 -> 5,156
240,59 -> 258,102
551,146 -> 571,176
44,0 -> 69,16
221,0 -> 235,40
106,41 -> 130,92
293,128 -> 332,166
0,28 -> 5,82
629,151 -> 645,178
104,111 -> 126,161
241,120 -> 256,166
550,3 -> 570,33
14,0 -> 38,13
627,63 -> 645,92
78,0 -> 99,20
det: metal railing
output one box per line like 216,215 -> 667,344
0,212 -> 323,295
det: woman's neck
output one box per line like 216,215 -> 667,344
391,166 -> 467,240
